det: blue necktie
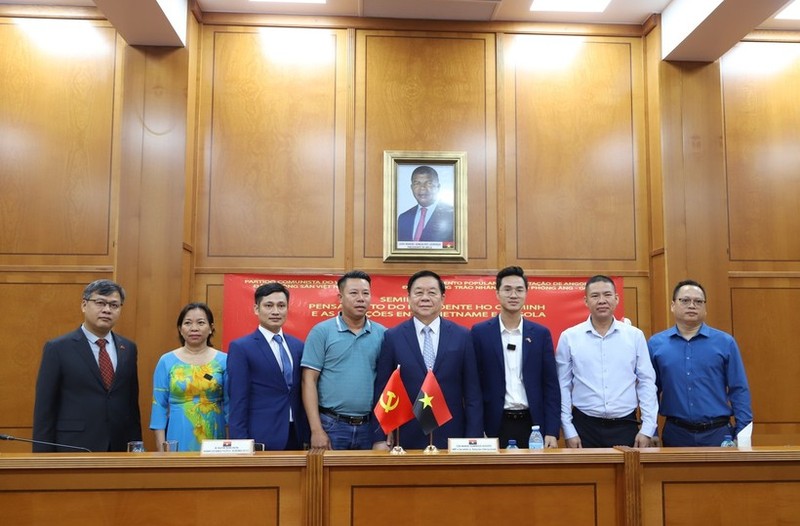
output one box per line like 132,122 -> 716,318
273,334 -> 293,388
422,326 -> 435,370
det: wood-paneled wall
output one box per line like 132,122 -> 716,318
646,24 -> 800,443
1,8 -> 799,448
0,12 -> 191,450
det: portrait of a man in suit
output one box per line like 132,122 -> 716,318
397,165 -> 454,245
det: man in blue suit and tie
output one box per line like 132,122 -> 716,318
471,267 -> 560,448
228,282 -> 308,450
373,270 -> 482,450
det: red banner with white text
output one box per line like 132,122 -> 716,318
222,274 -> 624,351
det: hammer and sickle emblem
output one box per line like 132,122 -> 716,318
379,390 -> 400,412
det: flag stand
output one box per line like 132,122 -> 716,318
423,433 -> 439,455
390,428 -> 406,455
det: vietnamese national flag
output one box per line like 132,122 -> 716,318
374,369 -> 415,434
413,370 -> 453,436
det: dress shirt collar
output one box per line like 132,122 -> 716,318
581,315 -> 623,337
667,322 -> 710,340
413,315 -> 441,335
81,324 -> 110,343
258,325 -> 284,343
499,316 -> 523,334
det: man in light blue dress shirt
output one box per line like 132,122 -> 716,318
556,275 -> 658,448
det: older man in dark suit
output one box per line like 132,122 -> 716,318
373,270 -> 482,450
33,280 -> 142,452
472,266 -> 561,448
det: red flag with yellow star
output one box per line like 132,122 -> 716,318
374,368 -> 415,434
413,370 -> 452,435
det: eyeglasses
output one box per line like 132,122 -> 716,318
411,181 -> 440,189
499,286 -> 527,296
86,298 -> 122,311
676,298 -> 706,307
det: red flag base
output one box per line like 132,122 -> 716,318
390,446 -> 407,455
423,444 -> 440,455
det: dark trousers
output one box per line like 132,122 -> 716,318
285,422 -> 301,450
499,410 -> 533,448
662,419 -> 733,447
572,408 -> 639,448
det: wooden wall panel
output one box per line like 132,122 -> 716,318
196,26 -> 348,271
640,449 -> 800,526
0,18 -> 117,263
1,454 -> 306,526
354,30 -> 497,271
722,42 -> 800,263
504,35 -> 647,272
193,274 -> 226,343
113,42 -> 191,451
622,277 -> 651,336
0,12 -> 191,449
325,451 -> 622,526
654,58 -> 732,332
731,286 -> 800,443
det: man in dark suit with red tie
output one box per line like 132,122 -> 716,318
471,266 -> 561,448
33,280 -> 142,452
228,282 -> 308,450
397,166 -> 455,243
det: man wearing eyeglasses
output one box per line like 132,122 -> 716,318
397,165 -> 454,244
472,266 -> 560,448
33,280 -> 142,452
648,280 -> 752,447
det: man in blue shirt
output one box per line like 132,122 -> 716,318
648,279 -> 752,447
301,271 -> 386,450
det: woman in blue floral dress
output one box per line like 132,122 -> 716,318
150,303 -> 228,451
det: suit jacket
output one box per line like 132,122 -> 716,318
32,327 -> 142,452
373,318 -> 482,449
227,330 -> 309,450
397,202 -> 455,242
471,317 -> 561,438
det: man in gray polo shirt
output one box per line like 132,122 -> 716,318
301,270 -> 386,449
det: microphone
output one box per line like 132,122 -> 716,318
506,344 -> 516,351
0,434 -> 92,452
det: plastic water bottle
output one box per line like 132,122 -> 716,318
528,425 -> 544,450
506,439 -> 519,450
720,434 -> 736,448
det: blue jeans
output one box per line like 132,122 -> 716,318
320,412 -> 373,450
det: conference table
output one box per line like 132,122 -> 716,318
2,447 -> 799,525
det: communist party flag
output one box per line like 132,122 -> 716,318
413,370 -> 453,436
374,368 -> 415,434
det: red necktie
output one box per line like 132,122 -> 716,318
413,207 -> 428,241
97,338 -> 115,390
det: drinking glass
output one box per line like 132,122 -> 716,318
127,441 -> 145,453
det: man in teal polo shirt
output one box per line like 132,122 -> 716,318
301,270 -> 387,449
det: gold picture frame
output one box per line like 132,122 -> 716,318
383,150 -> 468,262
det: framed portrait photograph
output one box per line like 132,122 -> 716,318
383,150 -> 468,262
